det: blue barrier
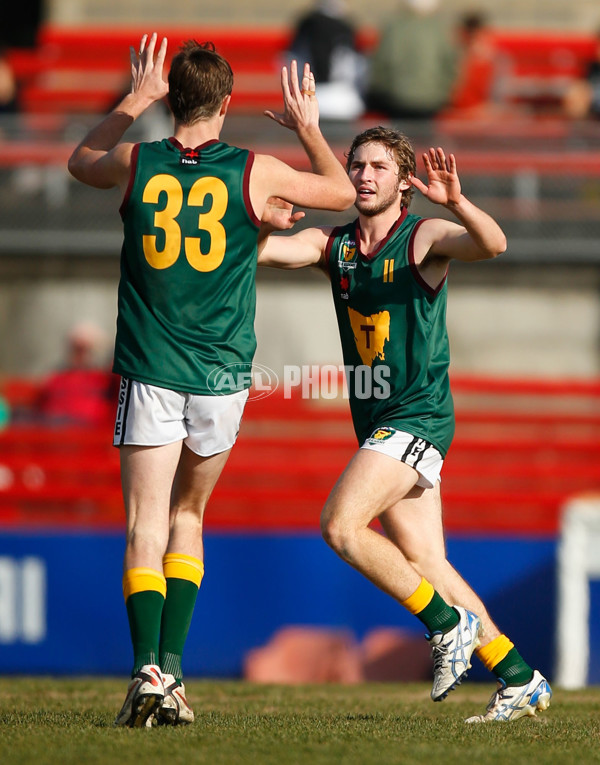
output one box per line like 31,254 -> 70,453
0,532 -> 562,681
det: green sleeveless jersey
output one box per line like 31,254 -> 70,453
326,208 -> 455,456
113,138 -> 260,394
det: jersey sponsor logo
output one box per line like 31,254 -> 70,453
180,149 -> 201,165
367,426 -> 395,443
347,308 -> 390,366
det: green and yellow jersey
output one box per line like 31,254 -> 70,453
326,208 -> 455,456
114,138 -> 260,394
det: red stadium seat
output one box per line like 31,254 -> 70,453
7,25 -> 595,118
0,375 -> 597,535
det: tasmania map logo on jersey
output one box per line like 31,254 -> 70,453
338,240 -> 358,270
347,307 -> 390,366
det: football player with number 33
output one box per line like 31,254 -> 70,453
68,33 -> 354,727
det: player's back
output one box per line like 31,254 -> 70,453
114,137 -> 260,395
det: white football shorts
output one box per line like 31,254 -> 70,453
360,426 -> 444,489
113,377 -> 249,457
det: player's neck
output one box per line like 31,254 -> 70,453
357,204 -> 403,254
172,116 -> 223,149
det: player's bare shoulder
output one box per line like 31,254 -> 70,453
413,215 -> 466,265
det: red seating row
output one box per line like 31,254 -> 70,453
6,25 -> 596,117
0,375 -> 597,535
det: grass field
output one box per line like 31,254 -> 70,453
0,678 -> 599,765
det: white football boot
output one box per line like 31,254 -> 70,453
156,673 -> 194,725
465,669 -> 552,722
428,606 -> 482,701
114,664 -> 164,728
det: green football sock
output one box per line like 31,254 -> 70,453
416,591 -> 460,634
159,578 -> 199,681
401,578 -> 459,635
159,553 -> 204,681
122,567 -> 166,676
126,590 -> 165,675
492,647 -> 534,686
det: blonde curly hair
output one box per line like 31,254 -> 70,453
345,126 -> 417,207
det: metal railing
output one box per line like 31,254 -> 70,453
1,113 -> 600,263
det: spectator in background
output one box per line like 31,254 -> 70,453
444,11 -> 503,119
365,0 -> 459,121
35,321 -> 116,426
0,49 -> 17,115
0,1 -> 44,121
563,27 -> 600,120
0,1 -> 44,49
286,0 -> 365,120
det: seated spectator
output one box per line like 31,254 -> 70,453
563,28 -> 600,120
35,322 -> 117,426
285,0 -> 365,120
365,0 -> 459,120
0,48 -> 17,115
444,11 -> 504,119
0,1 -> 43,49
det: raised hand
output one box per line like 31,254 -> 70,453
409,147 -> 462,206
129,33 -> 169,104
264,60 -> 319,131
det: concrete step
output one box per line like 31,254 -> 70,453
50,0 -> 600,31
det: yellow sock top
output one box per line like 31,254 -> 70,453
122,567 -> 167,601
401,577 -> 435,615
163,552 -> 204,587
477,634 -> 514,671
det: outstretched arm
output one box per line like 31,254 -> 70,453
251,61 -> 355,217
68,33 -> 169,190
410,147 -> 507,264
257,198 -> 331,270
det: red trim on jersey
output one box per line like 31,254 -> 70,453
408,218 -> 448,296
167,137 -> 219,152
243,151 -> 260,227
325,225 -> 345,276
358,206 -> 409,261
119,143 -> 140,219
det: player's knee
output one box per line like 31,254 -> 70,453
170,503 -> 204,531
125,528 -> 168,563
320,511 -> 357,561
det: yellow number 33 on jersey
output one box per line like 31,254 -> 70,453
142,174 -> 228,272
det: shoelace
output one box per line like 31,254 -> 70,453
431,638 -> 450,671
486,686 -> 508,714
